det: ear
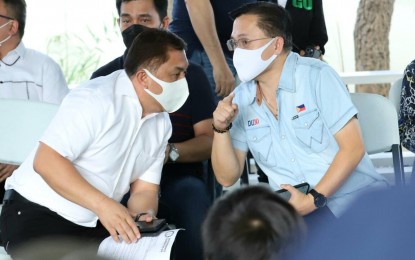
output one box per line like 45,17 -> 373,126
135,70 -> 149,89
117,17 -> 122,30
10,20 -> 19,36
274,37 -> 285,55
161,16 -> 170,29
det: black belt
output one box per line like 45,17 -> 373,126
2,189 -> 30,205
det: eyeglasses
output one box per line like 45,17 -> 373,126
226,37 -> 273,51
0,14 -> 14,20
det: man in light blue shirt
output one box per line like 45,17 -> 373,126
211,2 -> 387,227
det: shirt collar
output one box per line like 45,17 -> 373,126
246,52 -> 298,106
1,41 -> 26,66
115,70 -> 138,98
278,52 -> 298,92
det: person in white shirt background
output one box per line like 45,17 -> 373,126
0,0 -> 69,199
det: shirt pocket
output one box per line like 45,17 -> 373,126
246,126 -> 276,167
292,109 -> 329,153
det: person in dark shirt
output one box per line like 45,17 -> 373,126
91,1 -> 216,259
169,0 -> 257,103
269,0 -> 328,58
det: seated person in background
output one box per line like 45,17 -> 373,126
0,28 -> 189,257
270,0 -> 328,58
91,1 -> 215,259
202,185 -> 306,260
0,0 -> 68,200
211,2 -> 388,234
399,59 -> 415,182
399,59 -> 415,154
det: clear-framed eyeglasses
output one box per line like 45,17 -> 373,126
226,37 -> 273,51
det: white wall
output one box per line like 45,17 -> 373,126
23,0 -> 415,82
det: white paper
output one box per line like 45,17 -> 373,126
97,229 -> 181,260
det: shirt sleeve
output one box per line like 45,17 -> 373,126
314,65 -> 357,135
41,57 -> 69,104
40,89 -> 99,161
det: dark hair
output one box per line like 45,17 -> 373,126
124,28 -> 186,77
229,2 -> 293,51
116,0 -> 168,20
202,185 -> 306,260
3,0 -> 26,38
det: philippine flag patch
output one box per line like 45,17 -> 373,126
296,104 -> 306,112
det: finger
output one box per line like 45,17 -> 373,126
109,228 -> 119,243
122,219 -> 140,244
280,184 -> 295,193
126,216 -> 141,240
222,92 -> 235,104
118,221 -> 133,244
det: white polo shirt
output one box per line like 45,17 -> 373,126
0,41 -> 68,104
5,70 -> 171,227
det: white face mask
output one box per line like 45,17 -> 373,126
143,69 -> 189,113
0,20 -> 12,46
233,38 -> 277,82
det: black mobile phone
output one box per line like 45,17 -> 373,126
136,218 -> 167,233
276,182 -> 310,201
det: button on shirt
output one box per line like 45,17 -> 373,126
231,52 -> 388,216
0,41 -> 68,104
5,70 -> 171,227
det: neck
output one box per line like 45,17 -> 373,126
255,51 -> 289,91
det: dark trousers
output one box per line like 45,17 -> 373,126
157,173 -> 212,260
0,190 -> 109,256
304,206 -> 337,240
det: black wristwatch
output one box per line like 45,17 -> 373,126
309,189 -> 327,208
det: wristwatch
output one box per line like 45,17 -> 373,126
309,189 -> 327,208
168,143 -> 179,162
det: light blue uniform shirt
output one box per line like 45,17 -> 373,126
231,52 -> 388,216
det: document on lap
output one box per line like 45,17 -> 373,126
97,229 -> 182,260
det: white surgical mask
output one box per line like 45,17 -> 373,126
144,69 -> 189,113
0,20 -> 12,46
233,38 -> 277,82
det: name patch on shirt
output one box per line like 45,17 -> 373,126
247,118 -> 260,127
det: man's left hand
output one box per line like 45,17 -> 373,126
280,184 -> 316,216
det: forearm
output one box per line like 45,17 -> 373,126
173,135 -> 212,162
127,190 -> 159,218
34,142 -> 109,214
211,132 -> 244,187
185,0 -> 228,67
314,142 -> 365,197
314,119 -> 366,197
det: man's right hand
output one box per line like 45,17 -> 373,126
213,92 -> 238,130
213,64 -> 235,98
96,197 -> 141,244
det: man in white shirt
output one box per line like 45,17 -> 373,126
0,28 -> 189,257
0,0 -> 69,198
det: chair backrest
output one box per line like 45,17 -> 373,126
388,77 -> 403,115
350,93 -> 400,154
0,99 -> 59,165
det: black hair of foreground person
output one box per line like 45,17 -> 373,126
202,185 -> 306,260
